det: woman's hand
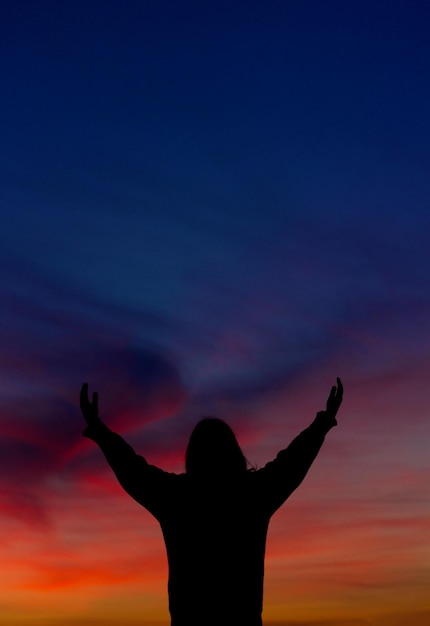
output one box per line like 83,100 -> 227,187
80,383 -> 99,425
325,377 -> 343,420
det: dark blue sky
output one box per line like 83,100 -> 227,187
2,0 -> 430,396
2,0 -> 430,408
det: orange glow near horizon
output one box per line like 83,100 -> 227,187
2,373 -> 430,626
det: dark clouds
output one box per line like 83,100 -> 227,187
0,259 -> 188,526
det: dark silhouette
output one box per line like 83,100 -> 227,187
80,378 -> 343,626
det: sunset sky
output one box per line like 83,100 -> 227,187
1,2 -> 430,625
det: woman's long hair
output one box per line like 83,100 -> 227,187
185,417 -> 248,478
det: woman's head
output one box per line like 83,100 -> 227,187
185,417 -> 247,478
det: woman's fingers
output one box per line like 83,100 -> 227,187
80,383 -> 98,420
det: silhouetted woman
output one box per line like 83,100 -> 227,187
80,378 -> 343,626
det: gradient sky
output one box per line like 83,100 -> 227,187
1,2 -> 430,625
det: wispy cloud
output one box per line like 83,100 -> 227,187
0,258 -> 189,530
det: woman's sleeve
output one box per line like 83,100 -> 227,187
257,411 -> 336,516
83,418 -> 172,519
